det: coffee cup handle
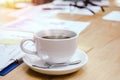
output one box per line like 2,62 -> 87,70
20,39 -> 37,55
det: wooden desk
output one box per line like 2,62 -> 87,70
1,0 -> 120,80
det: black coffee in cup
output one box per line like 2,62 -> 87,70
42,35 -> 70,39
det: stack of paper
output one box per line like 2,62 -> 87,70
0,30 -> 34,75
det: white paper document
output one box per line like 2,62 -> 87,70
2,18 -> 90,34
7,3 -> 59,19
53,0 -> 110,6
60,6 -> 101,16
52,0 -> 109,16
103,11 -> 120,22
0,44 -> 25,71
115,0 -> 120,7
0,30 -> 33,44
7,0 -> 109,19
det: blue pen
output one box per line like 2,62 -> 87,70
0,59 -> 23,76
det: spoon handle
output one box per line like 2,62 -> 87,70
48,60 -> 81,68
32,60 -> 81,69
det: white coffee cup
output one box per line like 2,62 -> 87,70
20,29 -> 79,63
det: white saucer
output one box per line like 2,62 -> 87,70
23,48 -> 88,75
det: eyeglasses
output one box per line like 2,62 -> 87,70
69,0 -> 105,14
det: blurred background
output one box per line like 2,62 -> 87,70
0,0 -> 53,8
